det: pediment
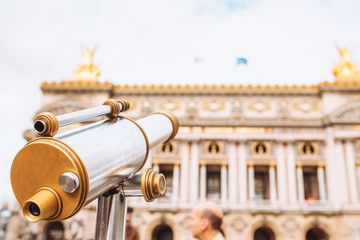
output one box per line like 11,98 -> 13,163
329,102 -> 360,124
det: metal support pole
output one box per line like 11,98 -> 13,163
95,192 -> 128,240
95,194 -> 113,240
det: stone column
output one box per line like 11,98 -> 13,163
172,162 -> 180,202
296,163 -> 305,202
180,141 -> 190,203
248,163 -> 255,201
286,143 -> 297,204
228,142 -> 237,204
317,164 -> 327,202
238,142 -> 248,204
345,140 -> 358,203
276,142 -> 287,204
269,163 -> 277,202
335,141 -> 349,205
199,162 -> 207,201
190,142 -> 200,203
325,127 -> 337,205
356,161 -> 360,200
221,162 -> 228,204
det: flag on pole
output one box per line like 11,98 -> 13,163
194,57 -> 205,64
236,57 -> 247,65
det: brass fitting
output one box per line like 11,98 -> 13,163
141,168 -> 166,202
103,99 -> 131,118
22,187 -> 61,223
34,112 -> 59,137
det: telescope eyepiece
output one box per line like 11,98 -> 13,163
34,120 -> 46,134
29,203 -> 41,216
22,187 -> 61,223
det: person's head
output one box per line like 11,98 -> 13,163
189,201 -> 223,239
125,224 -> 140,240
126,206 -> 134,225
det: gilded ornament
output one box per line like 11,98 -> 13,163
333,46 -> 360,81
73,47 -> 101,81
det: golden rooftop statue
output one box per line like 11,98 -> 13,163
73,47 -> 101,81
333,46 -> 360,81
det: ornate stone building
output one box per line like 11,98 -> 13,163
4,47 -> 360,240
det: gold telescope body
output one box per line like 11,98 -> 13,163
10,99 -> 179,223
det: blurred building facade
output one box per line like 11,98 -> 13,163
5,48 -> 360,240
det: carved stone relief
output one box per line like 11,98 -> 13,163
141,98 -> 154,115
292,101 -> 319,113
201,101 -> 226,112
247,101 -> 271,113
158,100 -> 182,112
278,100 -> 290,118
231,217 -> 248,232
185,99 -> 198,119
231,100 -> 243,119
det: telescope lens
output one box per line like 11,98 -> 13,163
158,174 -> 166,195
34,120 -> 45,133
29,203 -> 41,216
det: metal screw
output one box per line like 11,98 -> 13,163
59,172 -> 80,193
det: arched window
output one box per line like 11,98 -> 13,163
208,141 -> 220,154
45,222 -> 64,240
255,142 -> 267,154
254,226 -> 275,240
306,227 -> 329,240
162,142 -> 173,153
303,142 -> 315,155
152,224 -> 173,240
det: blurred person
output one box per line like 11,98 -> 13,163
189,201 -> 224,240
125,206 -> 140,240
125,224 -> 139,240
126,206 -> 134,225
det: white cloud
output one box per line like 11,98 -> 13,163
0,0 -> 360,203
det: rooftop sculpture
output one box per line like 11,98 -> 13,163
333,46 -> 360,81
73,47 -> 101,81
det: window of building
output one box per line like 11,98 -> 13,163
159,164 -> 174,199
306,227 -> 329,240
206,165 -> 221,200
255,142 -> 267,154
152,224 -> 173,240
303,166 -> 319,202
208,141 -> 220,154
303,142 -> 315,155
254,226 -> 275,240
161,142 -> 173,153
254,166 -> 270,200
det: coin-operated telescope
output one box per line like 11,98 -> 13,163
10,99 -> 179,240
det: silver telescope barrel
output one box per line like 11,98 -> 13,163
11,111 -> 178,223
34,99 -> 130,137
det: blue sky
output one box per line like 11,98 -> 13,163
1,0 -> 360,206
